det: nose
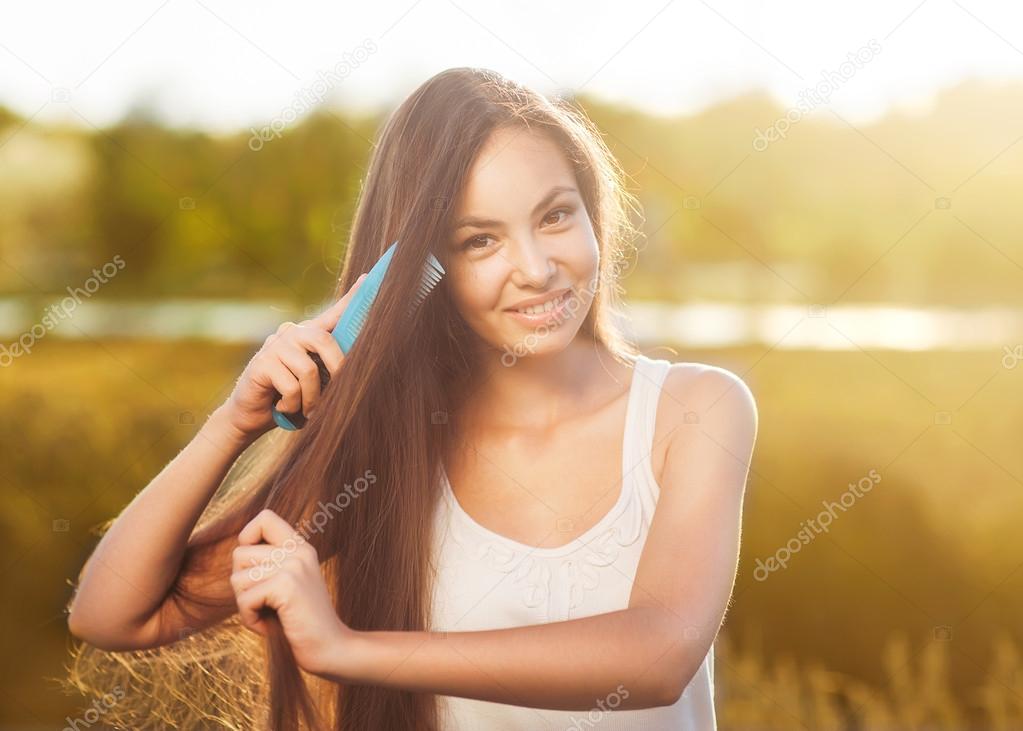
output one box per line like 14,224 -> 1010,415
509,236 -> 555,289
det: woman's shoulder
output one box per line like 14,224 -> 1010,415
640,355 -> 757,430
643,356 -> 758,486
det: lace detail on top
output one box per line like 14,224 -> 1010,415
439,463 -> 648,622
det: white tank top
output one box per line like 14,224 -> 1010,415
427,353 -> 717,730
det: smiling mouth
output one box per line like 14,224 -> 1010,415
507,291 -> 571,315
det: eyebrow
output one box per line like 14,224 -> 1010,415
453,185 -> 578,231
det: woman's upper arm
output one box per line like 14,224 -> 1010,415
140,531 -> 242,649
628,363 -> 758,696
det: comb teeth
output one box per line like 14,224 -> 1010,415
349,296 -> 374,332
407,254 -> 445,317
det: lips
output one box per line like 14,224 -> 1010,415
505,288 -> 572,314
503,290 -> 577,328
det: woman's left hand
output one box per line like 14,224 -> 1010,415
231,508 -> 353,678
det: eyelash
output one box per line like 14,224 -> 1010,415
460,206 -> 574,251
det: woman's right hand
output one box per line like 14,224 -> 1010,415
220,273 -> 368,441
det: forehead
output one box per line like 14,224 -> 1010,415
457,126 -> 577,214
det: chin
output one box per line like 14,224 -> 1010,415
493,318 -> 580,367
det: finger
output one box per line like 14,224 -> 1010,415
259,358 -> 302,415
235,580 -> 278,636
292,326 -> 344,378
264,321 -> 297,350
232,544 -> 316,595
239,508 -> 300,547
232,563 -> 275,596
310,272 -> 368,332
277,341 -> 325,417
232,542 -> 315,595
232,544 -> 282,572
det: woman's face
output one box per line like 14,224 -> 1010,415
444,126 -> 599,359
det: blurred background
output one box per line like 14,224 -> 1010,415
2,1 -> 1022,729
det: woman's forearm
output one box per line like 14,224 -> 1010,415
68,401 -> 256,645
323,606 -> 687,711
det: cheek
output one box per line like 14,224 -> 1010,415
449,260 -> 503,318
568,227 -> 600,274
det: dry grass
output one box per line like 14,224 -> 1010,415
716,630 -> 1023,730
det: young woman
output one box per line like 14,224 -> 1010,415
67,67 -> 757,731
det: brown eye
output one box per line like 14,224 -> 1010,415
462,234 -> 495,251
543,207 -> 572,226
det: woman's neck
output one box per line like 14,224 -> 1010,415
462,338 -> 628,434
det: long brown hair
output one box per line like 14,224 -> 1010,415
65,66 -> 643,731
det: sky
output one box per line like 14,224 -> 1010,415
2,0 -> 1023,133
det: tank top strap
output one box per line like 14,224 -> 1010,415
623,354 -> 673,500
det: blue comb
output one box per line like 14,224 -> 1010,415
271,240 -> 445,430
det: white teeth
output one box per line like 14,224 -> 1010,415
514,293 -> 567,315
